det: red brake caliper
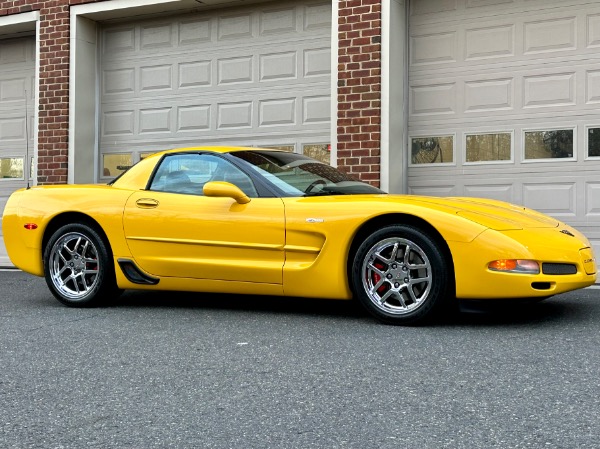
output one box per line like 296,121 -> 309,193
373,262 -> 387,293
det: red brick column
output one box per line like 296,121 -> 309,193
37,3 -> 70,184
1,0 -> 102,185
337,0 -> 382,187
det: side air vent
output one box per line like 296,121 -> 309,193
542,263 -> 577,275
118,259 -> 160,285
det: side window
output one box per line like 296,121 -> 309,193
149,153 -> 257,197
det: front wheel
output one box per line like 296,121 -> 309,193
43,223 -> 120,307
351,224 -> 452,325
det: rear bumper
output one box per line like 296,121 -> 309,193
2,190 -> 44,276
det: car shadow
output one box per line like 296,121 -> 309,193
111,289 -> 598,327
448,296 -> 597,327
115,289 -> 368,321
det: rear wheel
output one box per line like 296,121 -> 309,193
43,223 -> 121,307
351,224 -> 451,325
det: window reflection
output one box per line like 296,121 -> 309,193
302,144 -> 331,165
102,154 -> 132,177
524,129 -> 573,160
466,133 -> 511,162
411,136 -> 453,164
0,158 -> 24,179
588,128 -> 600,157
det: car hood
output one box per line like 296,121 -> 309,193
402,196 -> 559,231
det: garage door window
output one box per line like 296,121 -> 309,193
465,133 -> 512,163
0,157 -> 24,179
524,129 -> 574,161
410,136 -> 454,165
587,127 -> 600,158
102,153 -> 133,178
303,144 -> 331,165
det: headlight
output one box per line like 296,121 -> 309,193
488,259 -> 540,274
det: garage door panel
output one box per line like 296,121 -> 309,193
410,65 -> 600,120
100,1 -> 330,180
0,38 -> 34,64
0,117 -> 27,142
463,184 -> 514,203
411,0 -> 458,17
1,77 -> 28,102
103,46 -> 329,96
465,24 -> 515,61
408,184 -> 458,197
522,182 -> 577,218
410,31 -> 457,66
102,5 -> 330,58
464,78 -> 513,112
0,37 -> 34,267
411,5 -> 600,74
524,16 -> 576,55
102,86 -> 329,133
260,6 -> 297,35
523,72 -> 576,109
586,182 -> 600,216
410,83 -> 457,115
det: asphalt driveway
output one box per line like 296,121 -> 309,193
1,270 -> 599,449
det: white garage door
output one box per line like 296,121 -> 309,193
0,37 -> 34,267
99,0 -> 332,180
408,0 -> 600,254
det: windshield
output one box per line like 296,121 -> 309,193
230,150 -> 385,196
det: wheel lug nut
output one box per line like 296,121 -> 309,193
404,278 -> 409,283
392,264 -> 397,269
402,266 -> 408,271
386,274 -> 393,279
394,283 -> 399,288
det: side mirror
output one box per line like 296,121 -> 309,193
203,181 -> 251,204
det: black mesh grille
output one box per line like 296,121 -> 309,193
542,263 -> 577,275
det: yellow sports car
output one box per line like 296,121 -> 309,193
2,147 -> 597,324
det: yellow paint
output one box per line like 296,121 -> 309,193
2,146 -> 596,302
122,189 -> 285,283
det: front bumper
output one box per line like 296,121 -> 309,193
451,227 -> 597,299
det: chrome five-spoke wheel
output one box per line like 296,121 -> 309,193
362,237 -> 432,315
351,224 -> 451,325
49,232 -> 100,300
43,223 -> 120,307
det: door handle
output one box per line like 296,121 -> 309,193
136,198 -> 159,208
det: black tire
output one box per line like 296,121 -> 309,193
351,224 -> 451,325
43,223 -> 121,307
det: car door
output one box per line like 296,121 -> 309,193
122,153 -> 285,284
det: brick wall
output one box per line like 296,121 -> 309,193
1,0 -> 383,186
337,0 -> 382,187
